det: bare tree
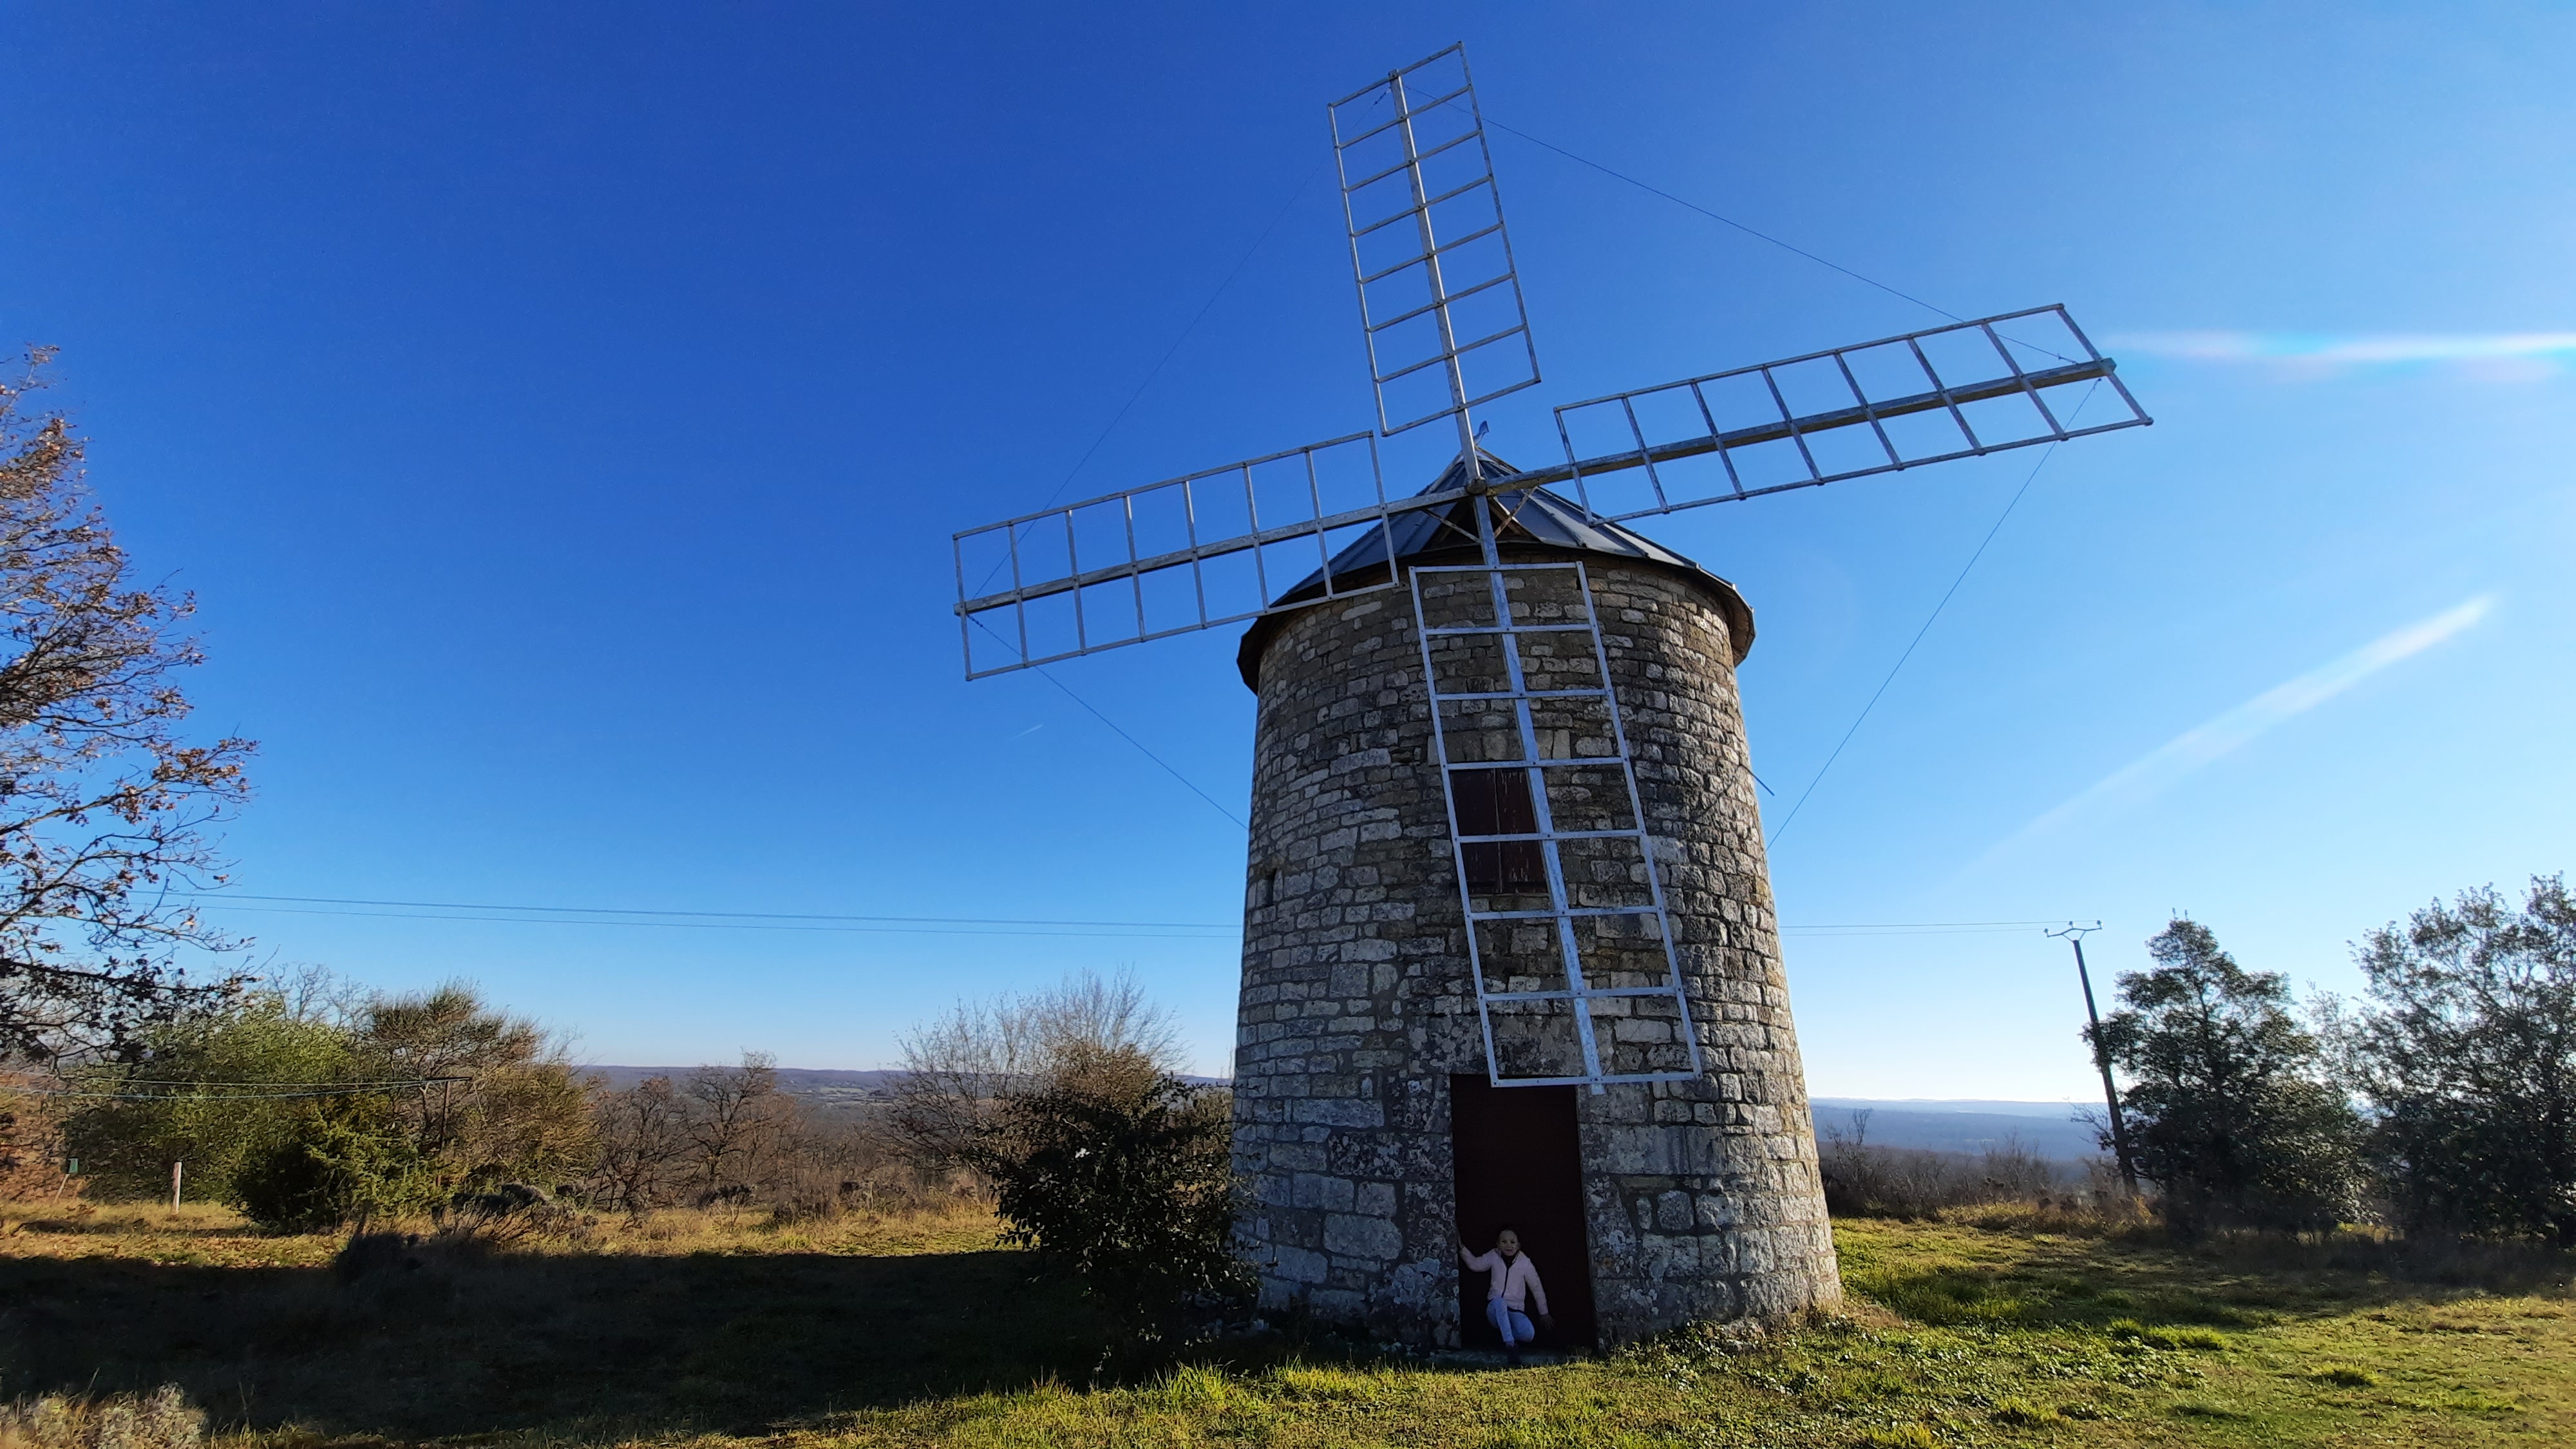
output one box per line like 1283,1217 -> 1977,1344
0,350 -> 256,1065
684,1052 -> 799,1204
887,996 -> 1043,1174
587,1074 -> 693,1212
1034,970 -> 1183,1072
888,970 -> 1183,1174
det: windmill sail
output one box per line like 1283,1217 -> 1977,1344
952,432 -> 1426,679
1331,44 -> 1540,440
1540,305 -> 2150,522
950,307 -> 2141,678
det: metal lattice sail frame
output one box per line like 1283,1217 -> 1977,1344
1414,551 -> 1705,1090
1329,45 -> 1542,437
951,306 -> 2144,680
949,42 -> 2153,1089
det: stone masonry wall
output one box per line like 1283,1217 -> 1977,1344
1231,551 -> 1841,1345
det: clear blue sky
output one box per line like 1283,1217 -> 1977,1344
6,3 -> 2570,1101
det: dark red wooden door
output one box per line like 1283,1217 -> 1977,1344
1450,1075 -> 1597,1348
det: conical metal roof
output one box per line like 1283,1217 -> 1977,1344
1236,449 -> 1755,689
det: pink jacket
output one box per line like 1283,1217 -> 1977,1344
1460,1246 -> 1549,1314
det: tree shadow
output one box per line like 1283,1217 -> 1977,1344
0,1236 -> 1110,1439
1844,1220 -> 2574,1332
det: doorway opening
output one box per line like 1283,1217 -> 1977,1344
1450,1074 -> 1598,1349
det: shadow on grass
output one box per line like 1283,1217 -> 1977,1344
0,1235 -> 1110,1439
1843,1216 -> 2575,1332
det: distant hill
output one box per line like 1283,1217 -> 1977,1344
587,1068 -> 2107,1162
584,1066 -> 903,1122
587,1065 -> 1219,1124
587,1065 -> 902,1094
1808,1097 -> 2103,1162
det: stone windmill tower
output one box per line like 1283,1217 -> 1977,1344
951,44 -> 2148,1348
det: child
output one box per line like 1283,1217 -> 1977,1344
1459,1224 -> 1553,1364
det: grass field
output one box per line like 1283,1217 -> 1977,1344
1,1198 -> 2568,1447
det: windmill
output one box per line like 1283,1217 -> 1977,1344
951,44 -> 2148,1347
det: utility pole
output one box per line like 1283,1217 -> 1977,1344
2050,923 -> 2139,1195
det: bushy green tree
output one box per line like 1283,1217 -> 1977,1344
2349,876 -> 2576,1243
231,1093 -> 437,1231
2094,919 -> 2362,1233
973,1045 -> 1245,1338
352,981 -> 594,1191
66,989 -> 352,1200
70,976 -> 596,1224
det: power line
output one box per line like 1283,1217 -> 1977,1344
970,155 -> 1333,600
1477,115 -> 1960,325
1765,383 -> 2101,849
15,1076 -> 469,1102
1781,923 -> 2064,937
969,613 -> 1248,831
211,893 -> 1233,929
186,891 -> 2076,941
1028,665 -> 1248,829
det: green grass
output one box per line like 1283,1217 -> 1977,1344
1,1200 -> 2570,1446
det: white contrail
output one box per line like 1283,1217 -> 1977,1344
2110,330 -> 2576,374
1991,596 -> 2494,853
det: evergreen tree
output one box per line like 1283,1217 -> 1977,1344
2094,919 -> 2361,1233
2350,876 -> 2576,1242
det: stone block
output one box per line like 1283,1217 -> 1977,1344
1273,1245 -> 1329,1285
1325,1211 -> 1404,1261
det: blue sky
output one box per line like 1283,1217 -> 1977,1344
5,3 -> 2570,1100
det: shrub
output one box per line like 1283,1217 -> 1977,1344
765,1168 -> 848,1227
66,976 -> 594,1212
352,982 -> 594,1188
232,1094 -> 437,1231
890,969 -> 1183,1175
62,991 -> 353,1203
972,1045 -> 1248,1337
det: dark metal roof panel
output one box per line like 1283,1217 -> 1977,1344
1236,449 -> 1756,689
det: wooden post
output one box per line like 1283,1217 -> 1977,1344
169,1158 -> 184,1210
2069,935 -> 2141,1195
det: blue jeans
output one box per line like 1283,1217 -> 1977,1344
1487,1296 -> 1536,1346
